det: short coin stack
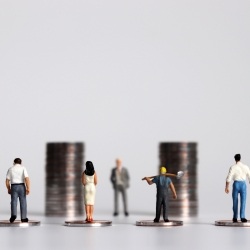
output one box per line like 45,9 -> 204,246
45,142 -> 84,217
159,142 -> 198,217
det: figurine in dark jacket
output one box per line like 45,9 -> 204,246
110,158 -> 129,216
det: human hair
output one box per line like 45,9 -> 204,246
14,158 -> 22,164
84,161 -> 95,176
234,154 -> 241,162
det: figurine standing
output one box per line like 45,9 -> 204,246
110,158 -> 129,216
5,158 -> 30,223
225,154 -> 250,223
142,167 -> 177,222
82,161 -> 98,222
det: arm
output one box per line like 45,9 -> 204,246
225,181 -> 230,194
6,179 -> 11,194
25,177 -> 30,195
110,169 -> 115,183
82,173 -> 86,186
94,173 -> 98,185
225,167 -> 233,194
169,182 -> 177,199
142,177 -> 154,185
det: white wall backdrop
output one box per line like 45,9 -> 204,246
0,0 -> 250,218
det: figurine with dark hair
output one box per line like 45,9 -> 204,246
82,161 -> 98,222
225,154 -> 250,223
142,167 -> 182,222
5,158 -> 30,223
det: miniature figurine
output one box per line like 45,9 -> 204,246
82,161 -> 98,222
110,158 -> 129,216
225,154 -> 250,223
5,158 -> 30,223
142,167 -> 181,222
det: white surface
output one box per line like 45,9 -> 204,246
0,0 -> 250,221
0,213 -> 250,250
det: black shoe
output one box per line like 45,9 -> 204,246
232,218 -> 238,223
113,212 -> 118,216
21,218 -> 29,223
125,212 -> 129,216
164,219 -> 169,222
241,218 -> 247,223
9,215 -> 16,223
153,218 -> 159,223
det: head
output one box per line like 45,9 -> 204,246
14,158 -> 22,165
160,166 -> 167,175
234,154 -> 241,162
116,158 -> 122,168
84,161 -> 95,176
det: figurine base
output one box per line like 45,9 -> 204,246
136,220 -> 183,227
0,220 -> 41,227
215,220 -> 250,227
65,220 -> 112,227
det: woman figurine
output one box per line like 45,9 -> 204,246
82,161 -> 98,222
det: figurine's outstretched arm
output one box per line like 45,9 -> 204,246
143,171 -> 184,180
147,173 -> 177,179
142,177 -> 153,185
169,182 -> 177,199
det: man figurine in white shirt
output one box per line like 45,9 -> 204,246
225,154 -> 250,223
5,158 -> 30,223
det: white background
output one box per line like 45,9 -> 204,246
0,0 -> 250,221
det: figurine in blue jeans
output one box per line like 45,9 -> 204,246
5,158 -> 30,223
225,154 -> 250,223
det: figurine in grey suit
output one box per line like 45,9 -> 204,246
110,158 -> 129,216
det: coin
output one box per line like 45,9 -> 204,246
45,142 -> 84,217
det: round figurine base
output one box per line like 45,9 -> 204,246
0,220 -> 41,227
136,220 -> 183,227
65,220 -> 112,227
215,220 -> 250,227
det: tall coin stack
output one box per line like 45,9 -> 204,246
45,142 -> 84,217
159,142 -> 198,217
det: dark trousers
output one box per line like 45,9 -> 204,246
11,184 -> 27,219
114,185 -> 128,213
155,189 -> 169,220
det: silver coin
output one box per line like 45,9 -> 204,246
0,220 -> 41,227
65,220 -> 112,227
136,220 -> 183,227
215,220 -> 250,227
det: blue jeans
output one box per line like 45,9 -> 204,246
232,181 -> 246,219
11,184 -> 27,219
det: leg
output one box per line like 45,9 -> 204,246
19,185 -> 27,220
232,183 -> 239,219
240,182 -> 247,220
120,186 -> 128,215
155,196 -> 163,222
10,186 -> 18,222
85,205 -> 88,220
114,187 -> 119,215
90,205 -> 94,221
162,195 -> 169,222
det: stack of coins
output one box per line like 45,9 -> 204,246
45,143 -> 84,217
159,142 -> 198,217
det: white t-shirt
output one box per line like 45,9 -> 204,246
226,162 -> 250,183
6,164 -> 29,184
